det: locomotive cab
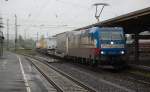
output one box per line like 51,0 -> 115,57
98,27 -> 126,67
100,27 -> 126,56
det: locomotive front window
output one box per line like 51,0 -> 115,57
101,31 -> 124,40
101,31 -> 111,40
111,32 -> 124,40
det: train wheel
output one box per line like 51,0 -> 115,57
91,57 -> 98,67
74,57 -> 77,63
74,57 -> 76,63
79,58 -> 82,64
86,58 -> 90,65
89,59 -> 93,66
81,58 -> 84,64
84,58 -> 87,65
78,58 -> 80,64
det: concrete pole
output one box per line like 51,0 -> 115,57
37,32 -> 39,42
15,14 -> 18,52
7,19 -> 9,50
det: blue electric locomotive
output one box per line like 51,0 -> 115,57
89,27 -> 126,67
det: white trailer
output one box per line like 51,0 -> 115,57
46,37 -> 57,50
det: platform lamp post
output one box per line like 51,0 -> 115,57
93,3 -> 109,22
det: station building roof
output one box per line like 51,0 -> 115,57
73,7 -> 150,34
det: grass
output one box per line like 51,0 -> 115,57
129,69 -> 150,78
15,49 -> 36,56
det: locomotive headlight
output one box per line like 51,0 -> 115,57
101,51 -> 104,54
121,51 -> 125,54
110,41 -> 114,45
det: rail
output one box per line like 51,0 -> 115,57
24,54 -> 96,92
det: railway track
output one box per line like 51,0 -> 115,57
18,52 -> 150,92
35,52 -> 150,86
24,54 -> 96,92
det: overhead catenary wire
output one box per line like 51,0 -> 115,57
20,0 -> 80,38
2,23 -> 76,28
21,0 -> 51,35
56,0 -> 92,10
1,0 -> 95,39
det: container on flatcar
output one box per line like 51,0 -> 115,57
55,32 -> 68,57
46,37 -> 57,50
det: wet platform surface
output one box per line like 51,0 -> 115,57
0,52 -> 56,92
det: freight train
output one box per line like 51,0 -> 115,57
36,27 -> 126,69
36,37 -> 57,54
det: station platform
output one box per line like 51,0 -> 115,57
0,52 -> 56,92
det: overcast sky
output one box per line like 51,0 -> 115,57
0,0 -> 150,39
